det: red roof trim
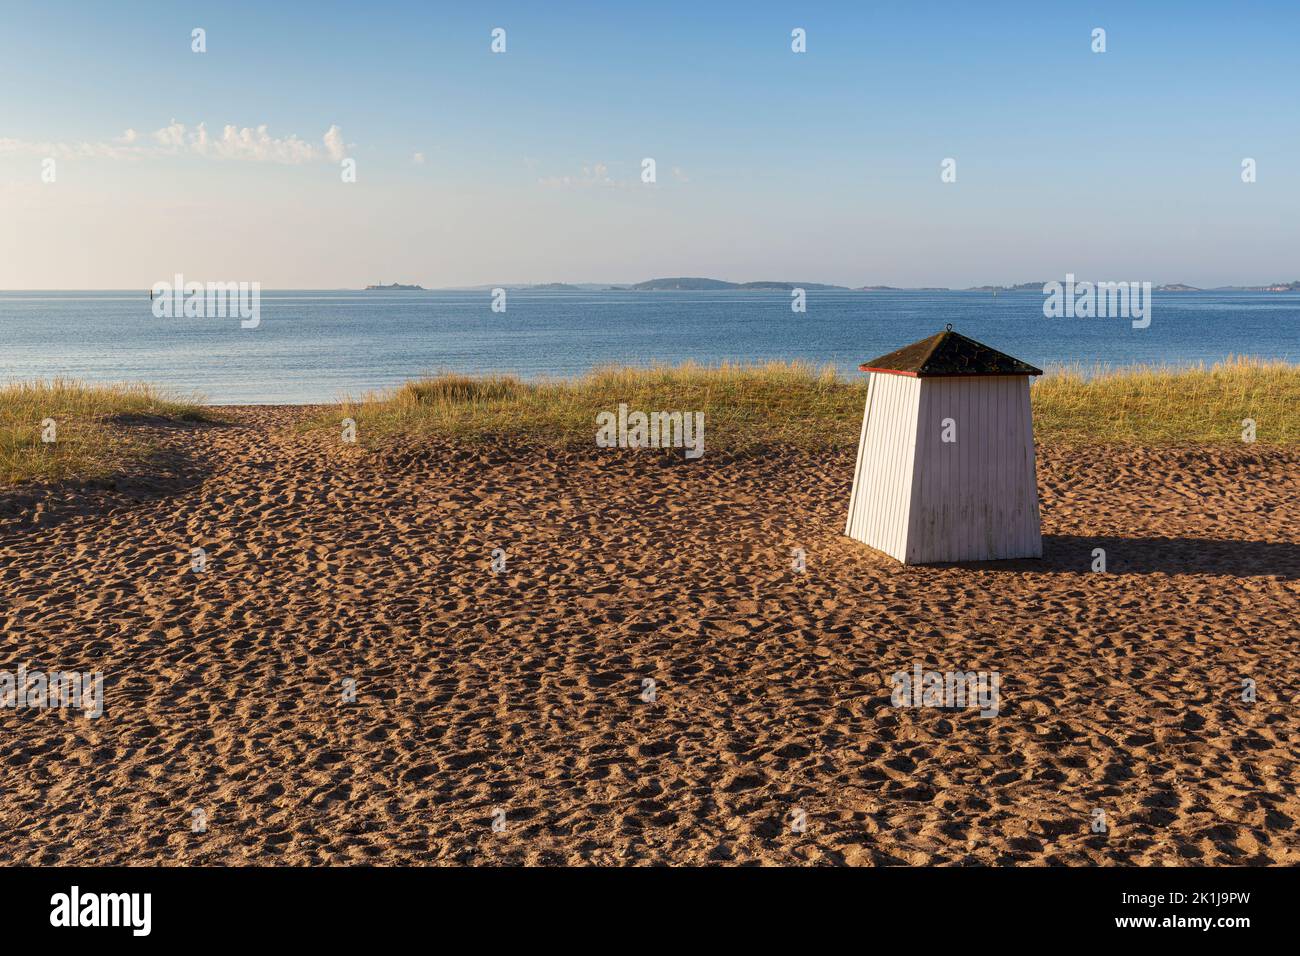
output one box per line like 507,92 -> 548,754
859,366 -> 1040,378
858,366 -> 918,376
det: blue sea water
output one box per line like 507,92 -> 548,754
0,290 -> 1295,404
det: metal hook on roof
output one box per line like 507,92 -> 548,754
946,323 -> 953,332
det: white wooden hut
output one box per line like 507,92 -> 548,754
844,327 -> 1044,564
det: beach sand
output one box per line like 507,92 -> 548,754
0,407 -> 1296,865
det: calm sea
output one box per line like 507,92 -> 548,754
0,290 -> 1295,404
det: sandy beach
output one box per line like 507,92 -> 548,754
0,407 -> 1296,866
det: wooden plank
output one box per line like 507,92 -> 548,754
844,374 -> 874,536
893,376 -> 920,560
845,373 -> 919,561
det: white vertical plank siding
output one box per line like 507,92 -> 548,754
843,374 -> 875,537
903,381 -> 931,563
1020,377 -> 1044,557
847,373 -> 1041,563
884,376 -> 916,557
843,373 -> 921,561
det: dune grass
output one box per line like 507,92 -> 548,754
1031,357 -> 1297,445
321,357 -> 1298,451
0,380 -> 210,485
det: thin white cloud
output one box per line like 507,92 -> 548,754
322,125 -> 346,162
0,121 -> 349,164
0,137 -> 137,160
538,161 -> 628,190
153,120 -> 187,149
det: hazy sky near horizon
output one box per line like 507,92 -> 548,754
2,0 -> 1298,289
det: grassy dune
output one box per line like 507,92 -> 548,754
0,380 -> 209,485
328,362 -> 859,451
2,362 -> 1289,487
324,357 -> 1299,451
1031,357 -> 1296,444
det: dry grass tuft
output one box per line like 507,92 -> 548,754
0,380 -> 210,485
1031,356 -> 1297,444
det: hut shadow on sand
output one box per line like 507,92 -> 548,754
943,534 -> 1299,579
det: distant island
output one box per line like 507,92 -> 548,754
961,282 -> 1048,293
860,285 -> 952,292
1180,280 -> 1300,291
365,282 -> 425,291
938,280 -> 1300,293
429,277 -> 1300,293
620,277 -> 849,291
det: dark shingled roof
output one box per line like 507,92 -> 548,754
858,328 -> 1043,377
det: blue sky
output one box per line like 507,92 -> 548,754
2,0 -> 1298,288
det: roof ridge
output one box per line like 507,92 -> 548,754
858,329 -> 1043,377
